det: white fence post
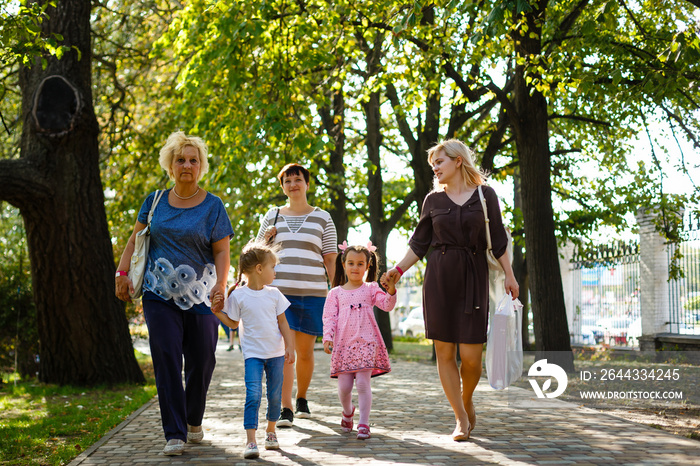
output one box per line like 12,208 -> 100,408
636,209 -> 671,348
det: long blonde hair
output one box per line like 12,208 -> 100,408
427,139 -> 487,191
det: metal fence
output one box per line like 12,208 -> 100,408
570,241 -> 640,347
668,211 -> 700,335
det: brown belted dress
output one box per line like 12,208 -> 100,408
408,186 -> 508,344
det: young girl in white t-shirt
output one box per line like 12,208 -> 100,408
211,242 -> 295,459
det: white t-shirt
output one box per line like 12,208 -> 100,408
223,285 -> 290,360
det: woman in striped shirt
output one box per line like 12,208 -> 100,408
257,163 -> 338,427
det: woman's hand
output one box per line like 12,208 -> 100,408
380,272 -> 398,295
210,285 -> 226,312
115,275 -> 134,302
323,340 -> 333,354
504,273 -> 520,300
384,268 -> 402,287
264,226 -> 277,244
210,290 -> 225,313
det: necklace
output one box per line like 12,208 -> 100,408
172,187 -> 200,200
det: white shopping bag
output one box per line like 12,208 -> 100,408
485,292 -> 523,390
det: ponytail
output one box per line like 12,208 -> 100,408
332,253 -> 346,288
366,250 -> 379,283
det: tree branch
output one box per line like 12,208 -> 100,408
386,189 -> 418,227
549,113 -> 611,126
385,83 -> 417,155
0,158 -> 52,208
544,0 -> 591,55
658,102 -> 700,150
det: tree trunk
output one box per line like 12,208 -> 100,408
511,1 -> 574,371
319,89 -> 349,242
512,168 -> 532,350
363,90 -> 394,351
0,0 -> 144,385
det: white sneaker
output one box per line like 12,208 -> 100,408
163,439 -> 185,456
265,431 -> 280,450
243,442 -> 259,459
187,429 -> 204,443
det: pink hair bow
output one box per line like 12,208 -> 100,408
338,240 -> 349,251
366,241 -> 377,252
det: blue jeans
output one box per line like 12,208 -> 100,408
244,356 -> 285,430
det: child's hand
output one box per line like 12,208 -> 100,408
381,272 -> 398,295
210,290 -> 224,313
285,347 -> 295,364
379,272 -> 389,289
323,340 -> 333,354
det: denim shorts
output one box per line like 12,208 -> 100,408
284,295 -> 327,336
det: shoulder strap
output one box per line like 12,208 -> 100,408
272,208 -> 280,225
477,185 -> 493,252
148,190 -> 165,225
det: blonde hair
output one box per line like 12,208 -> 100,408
229,241 -> 280,293
427,139 -> 486,191
158,131 -> 209,181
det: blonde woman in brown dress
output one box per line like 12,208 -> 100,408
385,139 -> 519,441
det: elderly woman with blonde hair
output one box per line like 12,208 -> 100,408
385,139 -> 518,441
115,131 -> 233,456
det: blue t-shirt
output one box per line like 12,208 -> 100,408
138,189 -> 234,314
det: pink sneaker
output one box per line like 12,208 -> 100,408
356,424 -> 370,440
341,406 -> 355,432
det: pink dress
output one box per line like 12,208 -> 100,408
322,281 -> 397,378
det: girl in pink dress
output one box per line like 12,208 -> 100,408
322,242 -> 398,440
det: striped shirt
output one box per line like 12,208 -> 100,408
257,207 -> 338,297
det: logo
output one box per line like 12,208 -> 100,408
528,359 -> 568,398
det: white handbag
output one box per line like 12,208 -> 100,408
128,190 -> 165,299
477,185 -> 512,273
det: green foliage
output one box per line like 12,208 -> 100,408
686,296 -> 700,312
0,1 -> 68,69
0,205 -> 38,378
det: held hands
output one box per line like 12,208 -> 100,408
210,289 -> 225,313
384,268 -> 402,287
323,340 -> 333,354
115,275 -> 134,302
379,271 -> 399,295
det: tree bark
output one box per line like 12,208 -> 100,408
512,168 -> 532,350
510,0 -> 574,371
0,0 -> 145,385
319,89 -> 349,242
364,90 -> 394,351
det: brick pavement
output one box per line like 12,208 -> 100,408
69,342 -> 700,465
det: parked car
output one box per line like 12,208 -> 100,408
580,316 -> 604,344
599,316 -> 631,346
398,307 -> 425,337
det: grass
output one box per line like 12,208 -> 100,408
0,350 -> 156,465
391,337 -> 435,363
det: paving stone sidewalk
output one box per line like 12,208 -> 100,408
70,342 -> 699,465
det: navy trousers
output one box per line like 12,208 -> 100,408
143,298 -> 219,442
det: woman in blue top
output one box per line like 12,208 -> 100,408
115,132 -> 233,456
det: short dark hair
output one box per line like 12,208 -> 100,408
277,163 -> 310,185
